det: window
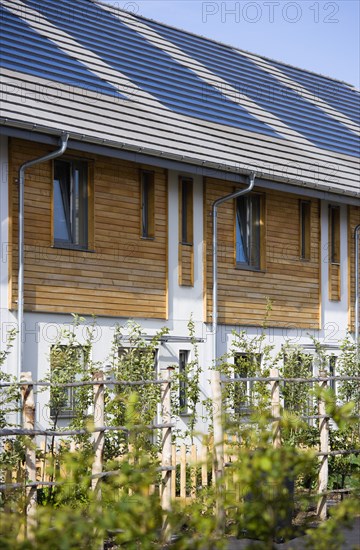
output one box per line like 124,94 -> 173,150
328,205 -> 341,301
283,350 -> 314,422
329,205 -> 340,264
178,177 -> 194,286
49,345 -> 88,419
233,353 -> 261,415
141,171 -> 155,238
179,177 -> 193,245
236,194 -> 262,269
53,159 -> 89,248
179,350 -> 190,414
329,356 -> 337,393
300,200 -> 311,260
118,346 -> 158,373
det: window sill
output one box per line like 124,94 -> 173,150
140,236 -> 155,241
179,411 -> 193,418
235,264 -> 265,273
52,243 -> 95,253
179,242 -> 193,247
50,411 -> 76,419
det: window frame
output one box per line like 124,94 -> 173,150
235,192 -> 265,271
282,350 -> 314,422
328,204 -> 341,301
52,158 -> 93,251
140,170 -> 155,239
49,345 -> 88,419
232,352 -> 261,416
117,346 -> 158,373
329,205 -> 340,265
299,200 -> 311,261
179,349 -> 190,415
329,355 -> 337,394
179,177 -> 194,246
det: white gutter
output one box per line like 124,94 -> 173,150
17,134 -> 69,384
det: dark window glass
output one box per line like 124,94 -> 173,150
236,194 -> 261,268
179,350 -> 189,414
329,205 -> 340,264
180,178 -> 193,245
141,171 -> 155,238
300,201 -> 311,260
54,159 -> 88,248
329,356 -> 337,393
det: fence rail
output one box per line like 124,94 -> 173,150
0,369 -> 175,542
1,368 -> 359,540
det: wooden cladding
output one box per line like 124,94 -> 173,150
204,178 -> 321,329
9,138 -> 168,319
348,205 -> 360,332
328,205 -> 341,301
178,177 -> 194,286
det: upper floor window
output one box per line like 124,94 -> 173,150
141,171 -> 155,239
179,177 -> 193,245
53,159 -> 89,249
329,205 -> 340,264
236,194 -> 263,269
300,200 -> 311,260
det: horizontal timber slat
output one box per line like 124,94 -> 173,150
204,178 -> 321,328
10,138 -> 168,319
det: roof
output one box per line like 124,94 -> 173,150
0,0 -> 359,197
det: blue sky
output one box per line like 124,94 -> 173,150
104,0 -> 360,88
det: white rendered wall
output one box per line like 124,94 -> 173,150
320,201 -> 349,345
214,199 -> 351,372
167,170 -> 204,334
0,163 -> 353,435
0,135 -> 17,378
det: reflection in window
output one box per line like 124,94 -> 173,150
53,159 -> 88,248
236,194 -> 261,269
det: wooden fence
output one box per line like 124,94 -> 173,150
1,368 -> 360,540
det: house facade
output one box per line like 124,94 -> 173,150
0,0 -> 359,431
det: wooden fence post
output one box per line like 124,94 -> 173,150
21,372 -> 37,539
171,445 -> 176,500
317,369 -> 329,520
201,437 -> 208,488
91,371 -> 105,496
161,366 -> 173,541
211,369 -> 225,533
180,444 -> 186,499
270,367 -> 281,448
190,444 -> 197,499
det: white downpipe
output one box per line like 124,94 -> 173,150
210,171 -> 256,532
211,172 -> 256,370
17,134 -> 69,385
355,224 -> 360,353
